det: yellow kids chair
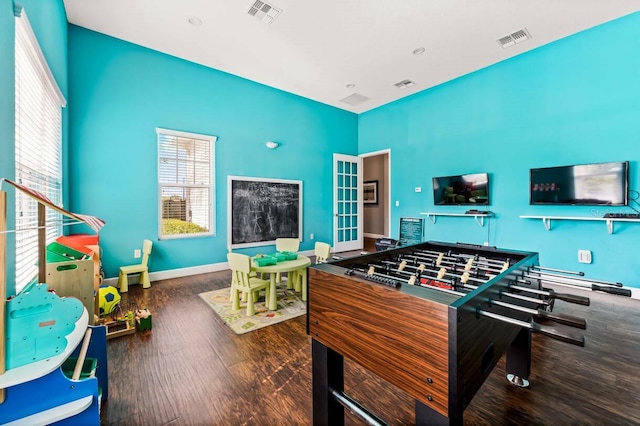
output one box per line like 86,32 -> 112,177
227,252 -> 271,316
314,241 -> 331,264
275,237 -> 300,286
118,239 -> 153,293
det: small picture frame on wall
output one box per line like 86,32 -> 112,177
363,180 -> 378,205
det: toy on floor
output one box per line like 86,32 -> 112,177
135,309 -> 152,331
98,285 -> 121,316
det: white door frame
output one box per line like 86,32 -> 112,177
360,149 -> 391,238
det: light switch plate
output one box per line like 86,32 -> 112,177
578,249 -> 592,263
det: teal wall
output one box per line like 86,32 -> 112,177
67,26 -> 358,278
0,0 -> 67,296
4,3 -> 639,291
359,12 -> 640,289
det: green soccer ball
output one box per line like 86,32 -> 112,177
99,285 -> 121,315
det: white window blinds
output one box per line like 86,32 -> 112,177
157,128 -> 216,239
14,10 -> 66,292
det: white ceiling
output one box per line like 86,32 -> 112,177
63,0 -> 640,114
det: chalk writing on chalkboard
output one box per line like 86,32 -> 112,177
228,176 -> 303,248
399,217 -> 424,246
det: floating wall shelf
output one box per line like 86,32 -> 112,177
420,212 -> 493,227
519,215 -> 640,234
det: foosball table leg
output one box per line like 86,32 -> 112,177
505,327 -> 532,388
416,400 -> 461,425
312,339 -> 345,426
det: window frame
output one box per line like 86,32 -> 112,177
157,127 -> 217,240
14,8 -> 66,293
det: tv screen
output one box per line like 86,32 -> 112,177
432,173 -> 489,205
530,161 -> 628,206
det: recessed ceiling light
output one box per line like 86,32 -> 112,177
413,47 -> 426,55
187,16 -> 202,26
346,83 -> 355,89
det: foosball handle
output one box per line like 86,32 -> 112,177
534,311 -> 587,329
592,284 -> 632,297
530,322 -> 585,347
547,290 -> 590,306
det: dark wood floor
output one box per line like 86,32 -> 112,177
101,244 -> 640,425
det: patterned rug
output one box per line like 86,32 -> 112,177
198,282 -> 306,334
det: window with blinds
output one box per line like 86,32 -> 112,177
157,128 -> 216,239
14,10 -> 66,293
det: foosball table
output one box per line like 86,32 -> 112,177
307,241 -> 589,426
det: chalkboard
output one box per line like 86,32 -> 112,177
399,217 -> 424,246
228,176 -> 302,248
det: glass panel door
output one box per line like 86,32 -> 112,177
333,154 -> 362,252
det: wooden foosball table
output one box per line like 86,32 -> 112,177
307,241 -> 588,425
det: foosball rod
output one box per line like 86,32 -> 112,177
475,307 -> 585,346
361,265 -> 468,297
372,263 -> 552,308
386,258 -> 492,282
403,252 -> 507,275
414,248 -> 513,268
395,261 -> 581,308
522,271 -> 632,297
331,389 -> 389,426
488,298 -> 587,329
508,283 -> 590,306
367,265 -> 562,319
407,249 -> 509,270
376,262 -> 555,308
531,265 -> 585,276
375,261 -> 491,292
528,267 -> 624,287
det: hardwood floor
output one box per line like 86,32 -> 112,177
101,251 -> 640,426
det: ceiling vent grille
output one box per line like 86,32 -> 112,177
340,93 -> 370,106
247,0 -> 282,24
497,28 -> 532,49
394,79 -> 416,89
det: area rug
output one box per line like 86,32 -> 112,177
198,282 -> 306,334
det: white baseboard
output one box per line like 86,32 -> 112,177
103,248 -> 317,285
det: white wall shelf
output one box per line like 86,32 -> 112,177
519,215 -> 640,234
420,212 -> 493,227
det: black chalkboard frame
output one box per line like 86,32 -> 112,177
227,176 -> 303,248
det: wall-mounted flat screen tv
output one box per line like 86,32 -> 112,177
530,161 -> 629,206
432,173 -> 489,205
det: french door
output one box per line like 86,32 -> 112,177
333,154 -> 362,253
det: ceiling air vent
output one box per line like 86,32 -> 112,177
497,28 -> 532,49
340,93 -> 370,106
247,0 -> 282,24
394,79 -> 416,89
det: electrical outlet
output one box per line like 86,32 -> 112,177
395,200 -> 400,207
310,233 -> 314,240
483,241 -> 489,246
415,187 -> 422,193
134,249 -> 141,258
578,249 -> 592,264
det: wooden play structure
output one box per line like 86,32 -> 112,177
0,178 -> 108,425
